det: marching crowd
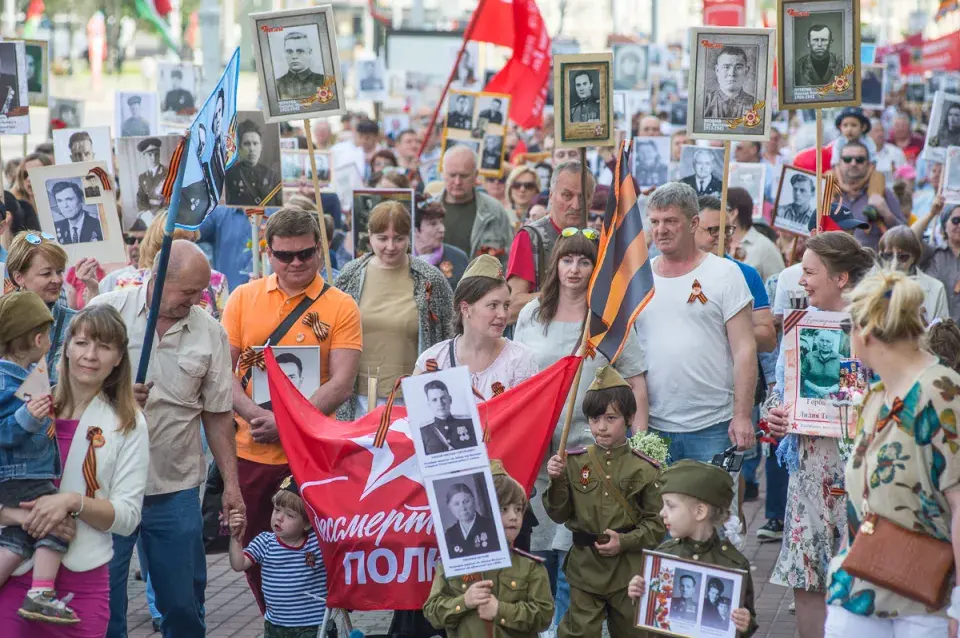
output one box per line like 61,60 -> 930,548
0,73 -> 957,638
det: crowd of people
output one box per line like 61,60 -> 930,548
0,51 -> 956,638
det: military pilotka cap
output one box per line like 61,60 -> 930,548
490,459 -> 507,477
137,137 -> 161,154
128,95 -> 142,106
0,291 -> 54,343
279,475 -> 300,497
461,254 -> 504,282
657,460 -> 734,509
588,365 -> 630,392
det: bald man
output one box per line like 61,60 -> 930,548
440,144 -> 514,263
92,240 -> 242,637
638,115 -> 663,137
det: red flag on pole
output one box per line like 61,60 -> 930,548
266,350 -> 581,611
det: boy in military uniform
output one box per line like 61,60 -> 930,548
543,366 -> 664,637
425,460 -> 554,637
628,460 -> 757,636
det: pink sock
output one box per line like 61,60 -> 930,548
30,579 -> 54,590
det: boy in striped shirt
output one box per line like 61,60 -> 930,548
229,476 -> 326,637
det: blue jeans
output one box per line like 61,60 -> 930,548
533,549 -> 570,627
107,487 -> 206,638
135,538 -> 161,621
765,446 -> 789,520
652,419 -> 732,464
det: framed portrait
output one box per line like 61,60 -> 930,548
24,40 -> 48,108
613,42 -> 648,91
402,366 -> 488,475
158,62 -> 200,123
687,27 -> 774,141
115,135 -> 180,230
943,146 -> 960,205
772,164 -> 823,236
281,149 -> 332,196
678,145 -> 725,198
382,112 -> 410,139
48,97 -> 84,133
440,90 -> 511,179
635,550 -> 747,638
425,468 -> 511,577
115,91 -> 159,138
632,137 -> 671,189
355,56 -> 387,102
251,345 -> 321,409
0,41 -> 29,135
669,98 -> 689,126
613,92 -> 628,134
554,53 -> 614,149
249,4 -> 346,123
777,0 -> 861,110
728,161 -> 767,219
351,188 -> 414,258
52,127 -> 114,173
860,64 -> 886,110
29,161 -> 126,265
924,91 -> 960,163
905,82 -> 927,105
782,309 -> 858,437
224,111 -> 283,209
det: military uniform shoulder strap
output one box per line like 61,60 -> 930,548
631,448 -> 661,469
512,547 -> 545,563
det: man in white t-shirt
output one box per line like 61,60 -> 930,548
635,182 -> 757,462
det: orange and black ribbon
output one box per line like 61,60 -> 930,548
302,312 -> 330,342
238,347 -> 266,374
374,375 -> 410,448
687,279 -> 708,304
82,427 -> 104,498
161,135 -> 189,204
424,282 -> 438,324
877,397 -> 904,432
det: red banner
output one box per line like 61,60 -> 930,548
267,350 -> 581,611
903,30 -> 960,75
703,0 -> 746,26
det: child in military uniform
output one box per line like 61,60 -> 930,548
543,366 -> 664,637
627,460 -> 757,636
425,461 -> 553,637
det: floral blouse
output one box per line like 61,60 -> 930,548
826,363 -> 960,618
113,267 -> 229,320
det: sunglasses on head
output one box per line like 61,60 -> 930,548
561,227 -> 600,240
25,232 -> 56,245
271,246 -> 318,264
841,155 -> 867,165
511,181 -> 538,191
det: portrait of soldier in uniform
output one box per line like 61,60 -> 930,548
419,379 -> 478,456
121,95 -> 152,137
224,116 -> 282,207
275,30 -> 329,101
794,23 -> 843,86
670,573 -> 700,622
570,70 -> 601,123
135,137 -> 168,226
703,46 -> 756,120
162,68 -> 196,115
779,173 -> 816,226
447,94 -> 474,130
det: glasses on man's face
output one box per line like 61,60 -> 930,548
879,251 -> 913,264
511,181 -> 538,192
841,155 -> 867,165
561,227 -> 600,241
950,217 -> 960,226
271,246 -> 318,264
25,232 -> 56,245
703,225 -> 736,239
123,235 -> 141,246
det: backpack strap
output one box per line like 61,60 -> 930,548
521,225 -> 546,291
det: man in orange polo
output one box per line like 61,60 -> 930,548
222,208 -> 362,610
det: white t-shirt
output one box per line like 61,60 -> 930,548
874,142 -> 907,180
772,262 -> 804,318
635,253 -> 752,432
415,338 -> 539,400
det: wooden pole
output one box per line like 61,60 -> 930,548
579,147 -> 588,228
556,338 -> 588,458
250,213 -> 261,279
815,109 -> 823,231
717,140 -> 732,257
303,118 -> 334,282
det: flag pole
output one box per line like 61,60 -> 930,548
717,140 -> 732,257
415,0 -> 490,160
556,330 -> 588,458
815,109 -> 823,231
579,147 -> 588,227
136,132 -> 190,384
304,118 -> 334,282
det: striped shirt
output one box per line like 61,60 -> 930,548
244,532 -> 327,627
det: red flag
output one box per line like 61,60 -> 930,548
702,0 -> 746,26
266,350 -> 581,611
477,0 -> 551,129
466,0 -> 514,48
509,137 -> 528,164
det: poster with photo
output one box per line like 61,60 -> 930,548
772,165 -> 822,236
440,90 -> 511,178
48,97 -> 83,132
613,42 -> 649,91
782,309 -> 854,437
943,146 -> 960,205
613,92 -> 628,134
29,161 -> 126,265
670,99 -> 689,126
115,91 -> 159,138
24,40 -> 47,108
905,82 -> 927,105
728,162 -> 767,219
115,135 -> 179,230
777,0 -> 861,110
251,345 -> 321,409
860,64 -> 886,110
52,127 -> 113,172
554,53 -> 614,149
351,188 -> 414,258
924,91 -> 960,163
281,149 -> 332,194
636,550 -> 746,638
225,111 -> 283,208
249,5 -> 346,123
158,62 -> 200,123
382,112 -> 410,140
678,145 -> 725,198
0,41 -> 29,135
632,137 -> 671,189
355,56 -> 387,102
687,27 -> 774,141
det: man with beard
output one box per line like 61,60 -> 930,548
52,181 -> 102,244
795,24 -> 844,86
680,149 -> 723,196
225,119 -> 281,206
935,102 -> 960,148
704,47 -> 756,120
275,30 -> 329,100
68,130 -> 95,162
633,139 -> 668,188
570,71 -> 601,123
779,173 -> 816,227
135,137 -> 168,225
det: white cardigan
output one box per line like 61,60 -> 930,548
14,396 -> 149,575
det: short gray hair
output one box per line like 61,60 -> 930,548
442,144 -> 477,173
647,182 -> 700,220
153,239 -> 208,279
549,160 -> 596,204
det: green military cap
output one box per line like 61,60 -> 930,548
588,365 -> 630,392
657,460 -> 733,509
461,254 -> 504,282
490,459 -> 507,477
0,291 -> 53,344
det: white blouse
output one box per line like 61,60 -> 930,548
415,338 -> 540,399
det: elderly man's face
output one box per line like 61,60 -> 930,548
160,261 -> 210,319
574,74 -> 593,100
793,180 -> 813,207
639,117 -> 662,137
694,153 -> 714,179
285,36 -> 311,73
808,27 -> 832,58
816,331 -> 834,353
55,187 -> 81,219
443,151 -> 477,201
715,52 -> 747,94
239,131 -> 262,165
70,140 -> 94,163
426,388 -> 453,419
549,169 -> 587,228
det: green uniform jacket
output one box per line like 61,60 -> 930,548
656,534 -> 758,637
543,444 -> 665,595
423,548 -> 554,637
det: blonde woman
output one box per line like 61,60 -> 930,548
505,165 -> 542,225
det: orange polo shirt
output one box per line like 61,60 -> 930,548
222,273 -> 362,465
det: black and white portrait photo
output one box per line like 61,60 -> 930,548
670,570 -> 701,624
250,6 -> 345,123
555,53 -> 614,149
382,112 -> 410,140
701,576 -> 735,631
0,41 -> 29,135
860,64 -> 886,110
446,92 -> 475,130
356,58 -> 386,102
441,137 -> 480,158
49,98 -> 82,131
225,111 -> 282,208
569,69 -> 601,123
158,62 -> 198,120
53,127 -> 113,173
632,137 -> 670,189
728,161 -> 767,219
928,92 -> 960,156
905,82 -> 927,105
779,0 -> 860,109
251,346 -> 321,408
774,166 -> 820,236
47,178 -> 103,245
418,378 -> 478,456
476,95 -> 508,126
116,91 -> 158,138
116,135 -> 178,229
688,27 -> 774,140
480,135 -> 504,172
25,40 -> 47,107
613,43 -> 648,91
943,146 -> 960,205
678,145 -> 724,197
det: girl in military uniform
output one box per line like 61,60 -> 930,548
424,462 -> 553,637
627,460 -> 758,636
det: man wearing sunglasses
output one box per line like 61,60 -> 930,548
835,139 -> 904,249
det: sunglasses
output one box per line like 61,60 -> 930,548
950,217 -> 960,226
25,232 -> 56,245
511,181 -> 538,191
485,176 -> 507,184
703,225 -> 736,239
588,213 -> 604,222
123,235 -> 141,246
561,227 -> 600,240
840,156 -> 868,165
271,246 -> 318,264
879,252 -> 913,263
